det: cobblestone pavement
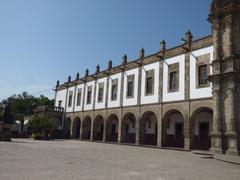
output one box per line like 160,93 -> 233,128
0,139 -> 239,180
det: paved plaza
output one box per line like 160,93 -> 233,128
0,139 -> 239,180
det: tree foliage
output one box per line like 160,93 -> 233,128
28,115 -> 53,135
1,92 -> 54,123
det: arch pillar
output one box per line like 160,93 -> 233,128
102,118 -> 107,142
135,117 -> 140,145
184,112 -> 190,150
79,119 -> 83,140
117,117 -> 122,143
157,111 -> 162,148
90,118 -> 94,141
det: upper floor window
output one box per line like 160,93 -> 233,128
98,83 -> 104,103
87,86 -> 92,105
145,70 -> 154,95
196,54 -> 210,88
68,91 -> 73,107
58,100 -> 62,107
169,71 -> 177,91
127,75 -> 134,98
111,79 -> 118,101
198,65 -> 208,86
168,63 -> 179,92
76,89 -> 82,106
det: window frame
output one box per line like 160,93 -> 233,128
111,79 -> 118,101
68,91 -> 73,107
86,86 -> 92,105
196,54 -> 210,89
168,63 -> 179,93
145,70 -> 155,96
76,88 -> 82,106
98,82 -> 104,103
127,75 -> 135,98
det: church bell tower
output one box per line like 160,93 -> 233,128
209,0 -> 240,155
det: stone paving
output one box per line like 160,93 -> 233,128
0,139 -> 240,180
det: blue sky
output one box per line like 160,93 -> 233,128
0,0 -> 211,100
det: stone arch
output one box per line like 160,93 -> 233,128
93,115 -> 104,141
82,116 -> 92,140
121,113 -> 136,144
139,111 -> 158,146
72,117 -> 81,139
190,107 -> 213,150
106,114 -> 119,142
162,110 -> 184,148
64,117 -> 71,139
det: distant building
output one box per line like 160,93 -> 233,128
54,0 -> 240,155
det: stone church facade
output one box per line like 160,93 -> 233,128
54,0 -> 240,155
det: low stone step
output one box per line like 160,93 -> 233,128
192,150 -> 214,156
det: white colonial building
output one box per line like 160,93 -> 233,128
53,0 -> 240,155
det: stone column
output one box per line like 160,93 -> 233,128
104,61 -> 111,142
184,108 -> 190,150
183,32 -> 191,150
136,50 -> 143,145
119,55 -> 127,143
90,116 -> 94,141
102,118 -> 107,142
225,86 -> 238,155
80,80 -> 86,140
210,89 -> 223,153
135,117 -> 140,145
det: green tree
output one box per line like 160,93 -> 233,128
6,92 -> 35,132
2,104 -> 14,124
28,115 -> 53,137
35,95 -> 54,107
1,92 -> 54,132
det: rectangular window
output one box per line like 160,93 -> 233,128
127,75 -> 134,98
169,71 -> 177,91
76,89 -> 82,106
196,54 -> 210,88
68,91 -> 73,107
98,83 -> 104,103
145,70 -> 154,95
87,86 -> 92,104
168,63 -> 179,92
111,79 -> 118,101
58,100 -> 62,107
198,64 -> 208,86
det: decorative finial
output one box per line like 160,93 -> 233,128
56,80 -> 60,87
182,30 -> 193,43
76,72 -> 80,80
108,60 -> 112,69
96,65 -> 100,73
160,40 -> 166,52
139,48 -> 145,58
85,69 -> 89,77
122,54 -> 128,65
68,76 -> 71,83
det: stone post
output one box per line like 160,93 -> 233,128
225,86 -> 238,155
210,89 -> 223,153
